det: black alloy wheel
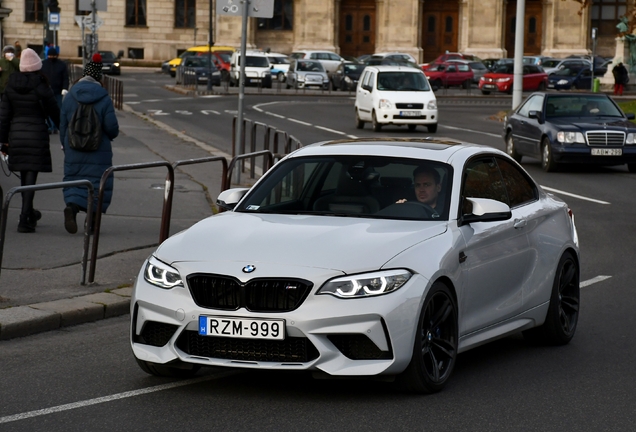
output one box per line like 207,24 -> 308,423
523,252 -> 580,345
427,123 -> 438,133
399,282 -> 458,393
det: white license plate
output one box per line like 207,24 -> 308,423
199,316 -> 285,340
400,111 -> 421,117
483,84 -> 496,90
591,148 -> 622,156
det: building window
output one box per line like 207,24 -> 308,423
25,0 -> 44,22
128,48 -> 144,59
126,0 -> 147,26
175,0 -> 196,28
591,0 -> 627,40
363,15 -> 371,31
257,0 -> 293,30
529,17 -> 536,33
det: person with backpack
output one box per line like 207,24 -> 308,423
59,53 -> 119,234
0,48 -> 60,233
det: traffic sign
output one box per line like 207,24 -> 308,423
48,12 -> 60,31
217,0 -> 274,18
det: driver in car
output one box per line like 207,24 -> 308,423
397,165 -> 441,210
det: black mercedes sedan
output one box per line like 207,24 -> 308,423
503,92 -> 636,172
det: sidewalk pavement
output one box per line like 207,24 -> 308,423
0,103 -> 231,340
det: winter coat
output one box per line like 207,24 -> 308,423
60,77 -> 119,213
41,58 -> 69,95
612,64 -> 629,86
0,71 -> 60,172
0,56 -> 20,94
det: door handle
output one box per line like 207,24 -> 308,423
514,219 -> 527,229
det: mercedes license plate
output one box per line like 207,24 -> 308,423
199,316 -> 285,340
400,111 -> 420,117
591,148 -> 622,156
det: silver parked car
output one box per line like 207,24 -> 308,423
286,59 -> 330,90
131,138 -> 580,394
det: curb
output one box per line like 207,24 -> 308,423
0,288 -> 132,340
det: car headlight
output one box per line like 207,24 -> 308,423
114,62 -> 120,67
317,269 -> 412,298
379,99 -> 392,109
144,256 -> 183,289
557,79 -> 568,85
496,77 -> 512,83
427,100 -> 437,110
297,75 -> 305,82
480,76 -> 486,81
627,133 -> 636,144
557,131 -> 585,144
344,76 -> 352,83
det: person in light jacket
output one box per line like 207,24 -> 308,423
60,53 -> 119,234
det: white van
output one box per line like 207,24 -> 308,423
229,50 -> 272,88
355,65 -> 438,133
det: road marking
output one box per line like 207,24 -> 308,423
175,110 -> 193,115
200,95 -> 223,98
288,118 -> 312,126
169,97 -> 191,101
141,99 -> 161,103
315,125 -> 347,135
201,110 -> 220,115
0,372 -> 235,425
440,124 -> 501,138
125,101 -> 140,105
146,109 -> 169,116
580,275 -> 611,287
541,186 -> 610,205
266,112 -> 286,119
124,93 -> 138,97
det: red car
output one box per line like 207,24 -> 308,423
478,63 -> 547,95
423,62 -> 474,90
422,52 -> 482,70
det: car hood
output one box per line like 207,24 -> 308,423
547,117 -> 633,129
155,212 -> 447,272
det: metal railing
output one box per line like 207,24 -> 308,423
0,180 -> 94,285
69,64 -> 124,110
88,161 -> 175,283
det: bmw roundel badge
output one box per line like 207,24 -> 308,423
242,265 -> 256,273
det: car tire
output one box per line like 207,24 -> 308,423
462,79 -> 471,89
408,124 -> 417,131
170,71 -> 176,78
628,163 -> 636,173
355,109 -> 365,129
135,358 -> 201,378
523,251 -> 579,345
538,82 -> 547,91
427,123 -> 438,133
398,281 -> 458,394
541,138 -> 558,172
432,80 -> 442,91
506,132 -> 522,162
372,111 -> 382,132
481,90 -> 491,95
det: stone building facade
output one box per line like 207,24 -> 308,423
0,0 -> 630,63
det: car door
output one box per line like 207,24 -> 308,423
457,156 -> 533,334
576,68 -> 592,89
446,64 -> 459,86
509,94 -> 544,156
356,69 -> 375,120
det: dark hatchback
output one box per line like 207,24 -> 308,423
330,61 -> 365,91
176,57 -> 221,86
98,50 -> 123,76
547,67 -> 593,90
503,92 -> 636,172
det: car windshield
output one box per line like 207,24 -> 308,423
235,156 -> 452,221
492,64 -> 514,74
468,62 -> 487,70
244,56 -> 269,67
297,61 -> 324,72
217,52 -> 231,62
552,67 -> 581,77
545,96 -> 623,118
377,72 -> 431,91
542,59 -> 562,68
99,51 -> 116,61
270,56 -> 290,64
344,64 -> 363,72
185,57 -> 212,68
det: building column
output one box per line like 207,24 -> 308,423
292,0 -> 338,51
461,0 -> 506,59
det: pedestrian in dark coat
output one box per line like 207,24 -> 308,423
41,47 -> 69,134
0,45 -> 21,98
60,53 -> 119,234
612,62 -> 629,96
0,48 -> 60,233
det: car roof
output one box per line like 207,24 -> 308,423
364,65 -> 425,73
286,137 -> 503,164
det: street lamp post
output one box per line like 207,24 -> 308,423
207,0 -> 213,92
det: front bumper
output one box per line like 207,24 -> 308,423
130,263 -> 428,377
551,143 -> 636,165
375,107 -> 438,126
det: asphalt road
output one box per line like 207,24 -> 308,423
1,69 -> 635,430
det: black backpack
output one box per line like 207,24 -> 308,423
67,98 -> 102,152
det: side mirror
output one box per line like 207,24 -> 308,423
460,198 -> 512,226
626,113 -> 635,120
270,64 -> 274,69
216,188 -> 250,211
362,84 -> 372,92
528,110 -> 544,124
